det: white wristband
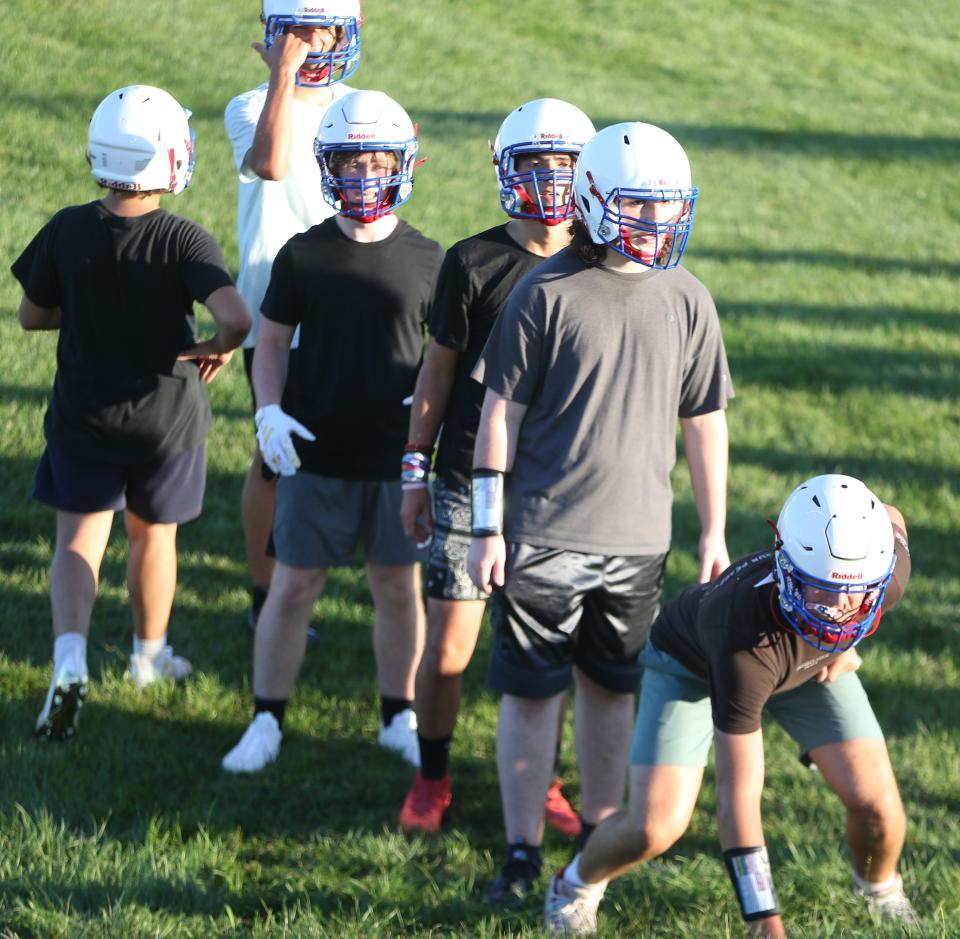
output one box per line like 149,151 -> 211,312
471,469 -> 504,536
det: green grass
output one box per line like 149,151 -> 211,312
2,0 -> 959,935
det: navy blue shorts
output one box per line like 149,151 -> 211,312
32,443 -> 206,523
487,543 -> 668,698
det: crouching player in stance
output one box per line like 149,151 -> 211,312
222,91 -> 443,773
397,99 -> 595,841
542,475 -> 918,936
468,122 -> 733,904
13,86 -> 251,740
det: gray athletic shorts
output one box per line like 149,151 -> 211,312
629,642 -> 885,766
425,475 -> 487,602
273,473 -> 426,568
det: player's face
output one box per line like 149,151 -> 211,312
334,151 -> 399,208
514,151 -> 576,211
804,585 -> 878,626
287,24 -> 341,58
618,196 -> 686,263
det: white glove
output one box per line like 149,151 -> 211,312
254,404 -> 316,477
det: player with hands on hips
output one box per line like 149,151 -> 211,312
466,121 -> 733,906
541,475 -> 918,936
221,90 -> 444,775
15,86 -> 251,741
225,0 -> 362,632
397,99 -> 595,845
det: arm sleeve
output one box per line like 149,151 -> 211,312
180,223 -> 235,303
428,248 -> 473,351
881,525 -> 911,610
678,291 -> 734,418
10,216 -> 61,308
260,243 -> 299,327
470,286 -> 546,406
224,91 -> 260,180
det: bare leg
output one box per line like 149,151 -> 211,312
573,667 -> 634,826
579,763 -> 704,883
253,561 -> 327,699
366,562 -> 425,700
810,738 -> 906,883
415,598 -> 486,738
497,692 -> 565,844
124,510 -> 178,640
50,510 -> 114,638
242,446 -> 277,591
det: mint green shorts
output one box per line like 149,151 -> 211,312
629,643 -> 884,766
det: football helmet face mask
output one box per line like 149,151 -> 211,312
492,98 -> 596,225
87,85 -> 195,194
314,90 -> 419,221
773,474 -> 896,652
573,122 -> 697,269
262,0 -> 362,87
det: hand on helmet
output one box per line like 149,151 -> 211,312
255,404 -> 315,477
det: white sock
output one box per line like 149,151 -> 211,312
565,854 -> 607,894
53,632 -> 87,675
853,869 -> 898,894
133,634 -> 167,661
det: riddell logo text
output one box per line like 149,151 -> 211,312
347,133 -> 376,139
831,572 -> 863,580
535,133 -> 563,139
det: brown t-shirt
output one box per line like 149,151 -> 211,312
650,527 -> 911,734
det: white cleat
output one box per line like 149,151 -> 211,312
129,646 -> 193,689
854,873 -> 918,925
35,664 -> 89,742
543,870 -> 604,936
378,708 -> 420,766
222,712 -> 283,773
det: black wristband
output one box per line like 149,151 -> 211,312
723,846 -> 780,922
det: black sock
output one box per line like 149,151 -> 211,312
553,737 -> 563,777
250,585 -> 268,621
577,820 -> 597,851
419,732 -> 452,780
381,696 -> 413,727
507,840 -> 542,871
254,696 -> 287,729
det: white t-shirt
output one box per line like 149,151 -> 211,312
224,81 -> 351,348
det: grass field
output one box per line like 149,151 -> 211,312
2,0 -> 959,936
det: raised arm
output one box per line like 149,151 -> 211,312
680,409 -> 730,582
715,728 -> 787,938
465,389 -> 527,593
399,339 -> 460,542
244,33 -> 313,180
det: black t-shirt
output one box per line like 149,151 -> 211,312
650,527 -> 911,734
11,201 -> 234,461
262,217 -> 444,479
430,224 -> 548,486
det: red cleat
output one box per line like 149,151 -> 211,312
544,776 -> 582,838
399,772 -> 452,834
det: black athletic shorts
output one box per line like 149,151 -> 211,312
33,442 -> 206,524
487,542 -> 668,698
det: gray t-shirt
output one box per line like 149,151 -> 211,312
473,248 -> 733,555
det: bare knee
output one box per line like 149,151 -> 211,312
846,787 -> 905,833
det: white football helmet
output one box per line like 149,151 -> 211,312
87,85 -> 195,194
492,98 -> 596,225
262,0 -> 362,87
314,90 -> 419,221
774,474 -> 896,651
573,122 -> 697,268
